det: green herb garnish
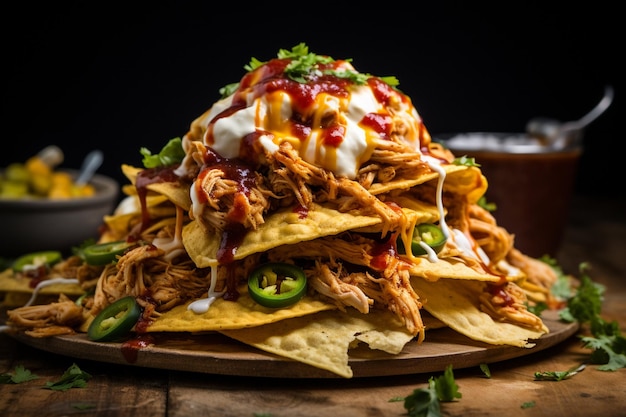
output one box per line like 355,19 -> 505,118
479,363 -> 491,378
559,263 -> 626,371
477,196 -> 496,212
222,43 -> 399,97
0,365 -> 39,384
43,363 -> 92,391
390,364 -> 461,417
140,137 -> 185,169
452,155 -> 480,167
534,363 -> 586,381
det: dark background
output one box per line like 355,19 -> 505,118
3,2 -> 622,199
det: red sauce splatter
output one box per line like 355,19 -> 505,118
121,334 -> 155,364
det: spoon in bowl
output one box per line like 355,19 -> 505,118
526,85 -> 614,150
75,150 -> 104,186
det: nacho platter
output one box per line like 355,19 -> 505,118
3,44 -> 577,380
8,310 -> 577,378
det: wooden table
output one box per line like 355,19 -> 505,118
1,194 -> 625,417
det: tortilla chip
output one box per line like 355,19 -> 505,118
0,268 -> 83,296
146,285 -> 336,332
407,257 -> 508,282
369,164 -> 470,195
220,308 -> 414,378
411,276 -> 547,347
184,203 -> 383,268
121,164 -> 191,211
103,195 -> 178,238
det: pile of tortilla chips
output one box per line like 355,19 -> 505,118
1,44 -> 559,379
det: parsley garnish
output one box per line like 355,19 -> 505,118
390,364 -> 461,417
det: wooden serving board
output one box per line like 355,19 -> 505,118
10,310 -> 578,378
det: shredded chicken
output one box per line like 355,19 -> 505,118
4,66 -> 554,344
468,203 -> 514,263
92,244 -> 210,315
479,281 -> 547,332
7,294 -> 84,337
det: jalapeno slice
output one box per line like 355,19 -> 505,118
248,263 -> 307,308
398,223 -> 447,256
80,240 -> 137,266
87,296 -> 141,342
12,250 -> 62,272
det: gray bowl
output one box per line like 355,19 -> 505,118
0,170 -> 119,258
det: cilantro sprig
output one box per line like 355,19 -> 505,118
1,363 -> 91,391
43,363 -> 92,391
221,42 -> 399,98
534,363 -> 586,381
0,364 -> 39,384
559,263 -> 626,371
390,364 -> 461,417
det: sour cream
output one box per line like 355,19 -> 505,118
185,59 -> 427,180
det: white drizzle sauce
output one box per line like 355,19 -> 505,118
23,278 -> 80,307
0,278 -> 75,332
188,265 -> 225,313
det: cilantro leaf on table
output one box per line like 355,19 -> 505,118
534,363 -> 586,381
390,364 -> 461,417
559,263 -> 626,371
43,363 -> 92,391
479,363 -> 491,378
0,365 -> 39,384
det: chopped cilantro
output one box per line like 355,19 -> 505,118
43,363 -> 92,391
0,365 -> 39,384
527,301 -> 549,316
221,42 -> 400,97
477,196 -> 497,212
72,403 -> 97,410
453,155 -> 480,167
390,364 -> 461,417
479,363 -> 491,378
521,400 -> 536,409
534,363 -> 586,381
140,137 -> 185,169
540,255 -> 575,301
219,82 -> 239,98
